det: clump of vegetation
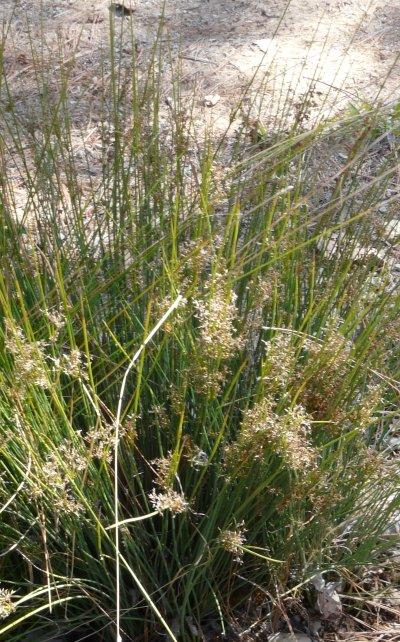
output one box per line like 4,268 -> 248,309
0,13 -> 399,642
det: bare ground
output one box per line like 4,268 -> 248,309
1,0 -> 400,132
1,1 -> 399,267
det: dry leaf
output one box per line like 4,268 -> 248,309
317,582 -> 342,619
311,574 -> 342,620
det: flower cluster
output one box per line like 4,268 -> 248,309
152,295 -> 187,334
5,320 -> 49,389
149,488 -> 189,516
30,444 -> 85,515
0,588 -> 15,620
262,333 -> 297,395
4,319 -> 90,394
85,422 -> 116,463
279,405 -> 316,470
60,349 -> 87,379
179,240 -> 213,284
44,308 -> 65,342
218,524 -> 246,563
348,384 -> 383,431
192,271 -> 242,395
189,361 -> 227,397
152,452 -> 175,489
244,273 -> 276,346
194,271 -> 241,362
149,404 -> 169,430
58,440 -> 87,473
299,320 -> 355,420
225,397 -> 316,479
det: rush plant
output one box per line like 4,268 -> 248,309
0,9 -> 399,641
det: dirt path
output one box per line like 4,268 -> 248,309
1,0 -> 399,132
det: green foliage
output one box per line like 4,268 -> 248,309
0,15 -> 399,642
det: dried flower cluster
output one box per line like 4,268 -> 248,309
357,447 -> 389,481
194,272 -> 241,362
58,440 -> 87,473
60,349 -> 87,379
5,320 -> 49,389
180,435 -> 209,468
308,471 -> 344,513
218,525 -> 246,563
30,445 -> 85,514
299,321 -> 355,420
4,320 -> 88,392
262,334 -> 297,395
0,588 -> 15,620
262,323 -> 380,437
225,397 -> 316,478
85,422 -> 116,462
44,308 -> 65,342
190,361 -> 227,397
149,404 -> 169,430
152,452 -> 175,489
149,488 -> 189,516
179,240 -> 213,284
192,271 -> 242,395
169,385 -> 185,415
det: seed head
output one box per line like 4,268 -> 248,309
149,488 -> 189,516
44,308 -> 65,342
194,271 -> 242,362
85,422 -> 116,462
61,349 -> 87,379
218,524 -> 246,563
0,588 -> 16,620
5,320 -> 49,389
225,397 -> 316,478
262,334 -> 296,394
30,447 -> 85,515
152,452 -> 175,489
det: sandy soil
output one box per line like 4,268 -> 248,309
1,0 -> 399,132
1,0 -> 399,227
